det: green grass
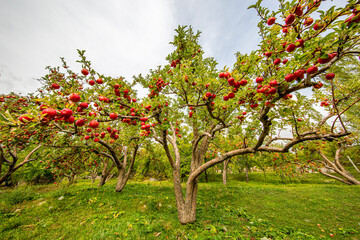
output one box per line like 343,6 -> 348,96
0,172 -> 359,239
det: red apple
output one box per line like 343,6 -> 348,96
75,119 -> 85,127
268,88 -> 277,94
304,17 -> 313,26
69,93 -> 80,102
109,113 -> 118,120
51,83 -> 60,89
285,74 -> 295,82
325,73 -> 335,80
295,6 -> 303,16
42,108 -> 57,119
19,115 -> 34,123
239,79 -> 248,86
66,115 -> 75,124
269,80 -> 278,87
256,77 -> 264,83
228,77 -> 235,86
285,14 -> 296,25
294,69 -> 305,79
313,22 -> 322,30
96,78 -> 103,84
317,53 -> 333,64
286,43 -> 296,52
81,69 -> 89,76
79,102 -> 89,109
267,17 -> 276,25
60,108 -> 73,118
295,39 -> 304,47
307,66 -> 318,74
89,120 -> 99,129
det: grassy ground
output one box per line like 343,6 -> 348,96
0,172 -> 359,240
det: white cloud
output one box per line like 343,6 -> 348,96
0,0 -> 175,94
0,0 -> 350,96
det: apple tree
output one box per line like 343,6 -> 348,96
0,93 -> 45,186
34,52 -> 143,192
135,0 -> 360,224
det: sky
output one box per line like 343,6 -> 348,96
0,0 -> 349,96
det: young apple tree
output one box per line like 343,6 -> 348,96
0,93 -> 45,186
135,0 -> 360,224
34,52 -> 143,192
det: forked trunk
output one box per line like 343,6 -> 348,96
318,148 -> 360,185
98,161 -> 115,187
173,169 -> 198,224
115,146 -> 138,192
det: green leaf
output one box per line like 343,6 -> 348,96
4,110 -> 16,123
0,112 -> 9,122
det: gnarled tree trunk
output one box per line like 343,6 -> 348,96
98,158 -> 115,187
97,140 -> 139,192
317,144 -> 360,185
115,145 -> 138,192
0,144 -> 42,185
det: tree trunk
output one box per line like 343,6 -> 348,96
114,145 -> 138,192
245,164 -> 249,183
90,170 -> 97,184
222,159 -> 230,185
174,172 -> 198,224
98,175 -> 106,187
67,174 -> 77,185
115,168 -> 126,192
0,169 -> 15,185
98,161 -> 115,187
262,168 -> 267,180
318,149 -> 360,185
204,168 -> 208,183
0,144 -> 42,185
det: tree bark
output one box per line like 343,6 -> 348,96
347,156 -> 360,173
115,145 -> 138,192
0,144 -> 42,185
245,164 -> 249,183
98,159 -> 115,187
204,168 -> 208,183
317,147 -> 360,185
115,168 -> 126,192
222,159 -> 230,185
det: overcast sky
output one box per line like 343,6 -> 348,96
0,0 -> 348,96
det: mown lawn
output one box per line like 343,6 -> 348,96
0,173 -> 359,239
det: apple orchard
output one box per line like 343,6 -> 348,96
1,0 -> 360,224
